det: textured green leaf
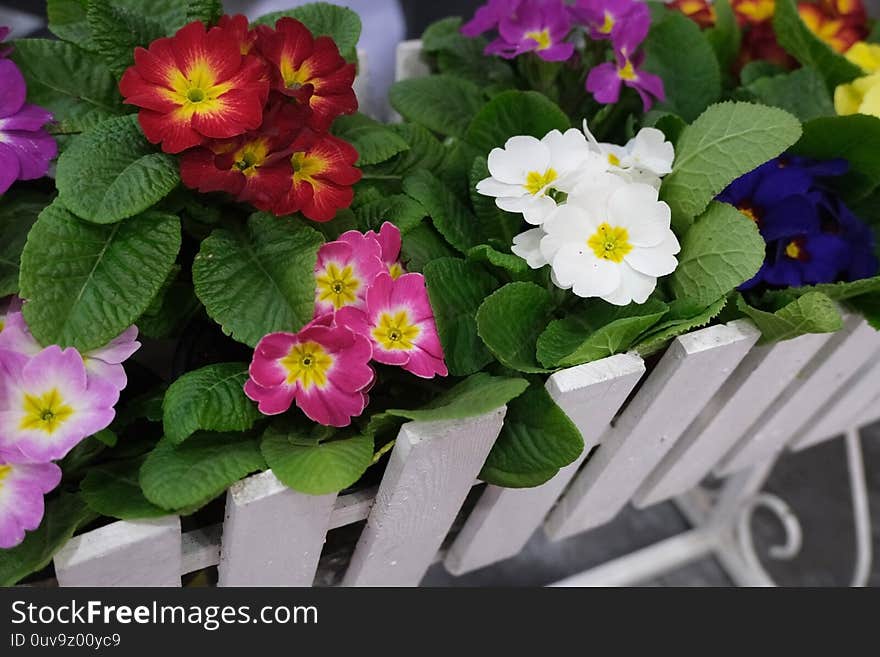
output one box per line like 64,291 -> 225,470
424,258 -> 498,376
390,75 -> 485,139
773,0 -> 861,90
634,296 -> 728,355
480,383 -> 584,488
850,293 -> 880,329
137,278 -> 201,340
87,0 -> 168,77
0,193 -> 44,297
661,102 -> 802,231
186,0 -> 223,24
403,170 -> 480,253
737,292 -> 843,343
163,363 -> 260,445
761,275 -> 880,305
10,39 -> 125,135
261,425 -> 373,495
47,0 -> 186,48
193,214 -> 324,347
253,2 -> 361,60
466,244 -> 531,277
81,458 -> 167,520
56,115 -> 180,224
740,61 -> 788,85
671,202 -> 765,306
140,433 -> 265,511
0,493 -> 95,586
476,282 -> 555,373
353,194 -> 426,234
643,10 -> 722,123
422,17 -> 516,90
19,201 -> 181,352
537,300 -> 668,368
745,67 -> 835,122
464,90 -> 570,154
332,113 -> 409,166
399,220 -> 457,272
705,0 -> 741,73
362,124 -> 447,178
387,372 -> 528,422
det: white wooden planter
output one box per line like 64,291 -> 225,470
47,41 -> 880,587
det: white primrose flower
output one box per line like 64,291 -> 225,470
539,172 -> 680,306
582,120 -> 675,189
476,129 -> 604,225
511,227 -> 549,269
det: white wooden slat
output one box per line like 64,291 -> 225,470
181,524 -> 222,575
395,39 -> 429,82
217,470 -> 336,587
352,48 -> 371,117
790,348 -> 880,451
716,315 -> 876,475
544,321 -> 759,541
54,517 -> 182,587
342,409 -> 506,586
633,328 -> 829,507
443,353 -> 645,575
857,390 -> 880,426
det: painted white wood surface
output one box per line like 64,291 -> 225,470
716,315 -> 877,474
790,349 -> 880,451
54,517 -> 182,587
634,329 -> 829,507
342,410 -> 506,586
181,524 -> 222,575
395,39 -> 429,82
444,353 -> 646,575
217,471 -> 336,587
545,321 -> 759,540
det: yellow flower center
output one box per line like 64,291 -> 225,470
618,59 -> 637,81
388,262 -> 405,280
0,464 -> 10,490
525,29 -> 552,50
738,205 -> 759,223
279,341 -> 333,390
524,168 -> 558,195
280,60 -> 315,92
233,139 -> 270,177
291,151 -> 326,185
166,59 -> 231,119
737,0 -> 775,22
0,318 -> 5,332
588,222 -> 633,263
316,262 -> 360,310
372,311 -> 421,351
19,389 -> 75,435
785,240 -> 803,260
600,12 -> 615,34
607,152 -> 621,167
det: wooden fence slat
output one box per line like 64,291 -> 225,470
54,517 -> 182,587
444,354 -> 646,575
716,315 -> 876,475
544,321 -> 758,541
790,349 -> 880,451
217,470 -> 336,587
633,328 -> 829,507
395,39 -> 429,82
342,408 -> 506,587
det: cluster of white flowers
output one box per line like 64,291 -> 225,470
476,121 -> 679,305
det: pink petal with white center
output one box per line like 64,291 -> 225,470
314,239 -> 384,315
249,332 -> 298,388
0,312 -> 41,356
0,461 -> 62,549
87,326 -> 141,364
244,378 -> 295,415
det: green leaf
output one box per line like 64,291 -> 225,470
476,282 -> 555,373
56,115 -> 180,224
353,194 -> 426,234
737,292 -> 843,343
87,0 -> 168,77
744,67 -> 835,122
634,296 -> 728,355
137,278 -> 201,340
253,2 -> 362,60
422,17 -> 515,90
424,258 -> 498,376
186,0 -> 223,24
332,113 -> 409,166
387,372 -> 528,422
537,300 -> 668,368
660,102 -> 802,232
761,275 -> 880,305
10,39 -> 125,135
0,493 -> 95,586
790,114 -> 880,202
705,0 -> 741,73
466,244 -> 531,278
163,363 -> 260,445
643,11 -> 722,123
850,292 -> 880,329
480,383 -> 584,488
464,90 -> 570,154
671,202 -> 765,306
773,0 -> 861,90
0,193 -> 44,297
469,157 -> 522,248
362,123 -> 447,178
192,213 -> 324,347
140,433 -> 266,511
390,75 -> 486,139
739,60 -> 788,85
81,458 -> 167,520
399,220 -> 458,272
403,170 -> 480,253
47,0 -> 186,48
261,425 -> 373,495
19,201 -> 181,352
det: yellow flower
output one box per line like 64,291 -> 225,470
845,41 -> 880,74
834,72 -> 880,117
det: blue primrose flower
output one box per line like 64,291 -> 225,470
717,156 -> 879,290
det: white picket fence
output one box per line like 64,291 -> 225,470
48,41 -> 880,587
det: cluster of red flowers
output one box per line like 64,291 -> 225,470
670,0 -> 868,73
119,15 -> 361,222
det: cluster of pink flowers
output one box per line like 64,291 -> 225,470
462,0 -> 665,110
245,223 -> 448,427
0,297 -> 139,548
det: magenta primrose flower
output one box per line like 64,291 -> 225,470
0,459 -> 61,549
314,230 -> 385,316
570,0 -> 650,54
487,0 -> 575,61
587,48 -> 665,111
370,222 -> 406,279
0,58 -> 56,195
461,0 -> 523,37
